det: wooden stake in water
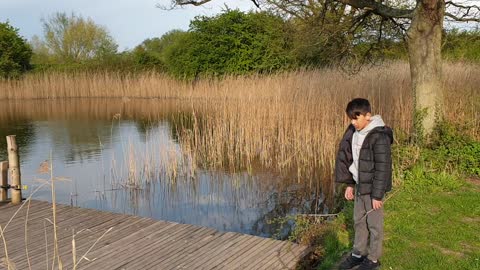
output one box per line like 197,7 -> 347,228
0,161 -> 8,202
7,135 -> 22,204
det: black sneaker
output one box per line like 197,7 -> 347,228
339,254 -> 365,269
357,258 -> 380,270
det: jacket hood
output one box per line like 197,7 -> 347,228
359,115 -> 385,135
368,115 -> 393,144
346,115 -> 394,144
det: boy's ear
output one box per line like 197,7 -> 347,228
365,112 -> 372,121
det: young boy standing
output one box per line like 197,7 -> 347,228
336,98 -> 393,270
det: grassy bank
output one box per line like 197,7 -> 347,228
381,124 -> 480,269
292,122 -> 480,269
382,176 -> 479,269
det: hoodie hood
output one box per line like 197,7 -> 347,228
366,115 -> 394,144
359,115 -> 385,135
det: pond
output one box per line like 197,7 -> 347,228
0,99 -> 325,238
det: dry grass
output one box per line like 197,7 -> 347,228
1,62 -> 479,205
0,158 -> 112,270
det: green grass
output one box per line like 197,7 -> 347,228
315,204 -> 353,270
326,125 -> 479,269
313,175 -> 480,270
381,122 -> 480,269
383,179 -> 480,269
288,122 -> 480,269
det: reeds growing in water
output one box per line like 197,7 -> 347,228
1,62 -> 478,205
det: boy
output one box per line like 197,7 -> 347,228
336,98 -> 393,270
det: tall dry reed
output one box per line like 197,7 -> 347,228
1,62 -> 478,205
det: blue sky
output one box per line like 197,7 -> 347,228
0,0 -> 256,51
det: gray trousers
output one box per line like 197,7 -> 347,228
352,193 -> 384,262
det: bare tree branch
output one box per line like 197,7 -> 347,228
166,0 -> 480,25
446,12 -> 480,21
337,0 -> 414,19
445,1 -> 480,22
389,18 -> 409,34
170,0 -> 260,8
175,0 -> 214,6
446,1 -> 480,10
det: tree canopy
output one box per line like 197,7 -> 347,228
163,9 -> 294,78
0,21 -> 32,79
131,30 -> 186,71
39,12 -> 118,63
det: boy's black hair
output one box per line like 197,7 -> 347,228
346,98 -> 371,119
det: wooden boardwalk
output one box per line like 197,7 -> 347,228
0,200 -> 309,269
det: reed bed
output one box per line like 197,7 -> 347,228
1,62 -> 478,205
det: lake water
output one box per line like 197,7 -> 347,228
0,99 -> 325,237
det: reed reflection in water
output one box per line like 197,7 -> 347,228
0,98 -> 321,237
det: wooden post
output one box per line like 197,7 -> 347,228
0,161 -> 8,202
7,135 -> 22,204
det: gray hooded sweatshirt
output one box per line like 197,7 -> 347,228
349,115 -> 386,183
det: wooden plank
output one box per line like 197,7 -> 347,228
24,212 -> 127,270
4,207 -> 98,255
242,240 -> 291,269
8,208 -> 116,267
80,221 -> 181,269
210,235 -> 267,269
178,232 -> 243,269
223,237 -> 277,270
0,201 -> 309,270
142,227 -> 232,269
0,201 -> 81,232
164,229 -> 237,269
160,228 -> 222,269
170,232 -> 235,269
259,243 -> 309,270
62,217 -> 156,270
0,200 -> 52,223
228,237 -> 280,270
4,206 -> 95,242
205,235 -> 264,269
8,205 -> 136,266
18,210 -> 123,265
122,225 -> 216,269
17,212 -> 124,268
249,241 -> 291,270
0,206 -> 93,258
103,223 -> 201,269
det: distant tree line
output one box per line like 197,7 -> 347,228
0,22 -> 32,78
0,10 -> 479,79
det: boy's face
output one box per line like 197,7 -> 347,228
351,113 -> 371,131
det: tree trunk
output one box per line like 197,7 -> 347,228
407,0 -> 445,140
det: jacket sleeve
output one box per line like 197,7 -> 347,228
335,126 -> 355,185
371,133 -> 392,200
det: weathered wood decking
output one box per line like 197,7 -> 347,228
0,200 -> 309,269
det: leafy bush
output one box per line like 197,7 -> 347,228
443,28 -> 480,62
428,121 -> 480,177
402,164 -> 464,192
163,9 -> 294,78
397,121 -> 479,193
0,21 -> 32,78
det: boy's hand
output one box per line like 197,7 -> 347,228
344,186 -> 354,200
372,199 -> 383,210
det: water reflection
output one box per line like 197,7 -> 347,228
0,119 -> 35,163
0,99 -> 322,237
